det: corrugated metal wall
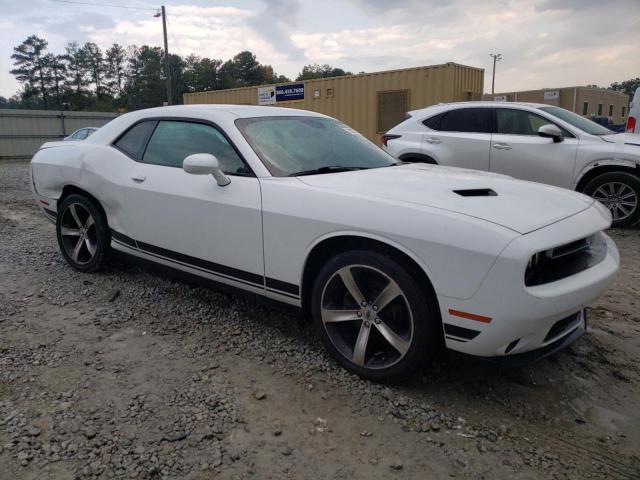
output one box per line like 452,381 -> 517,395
0,109 -> 118,160
184,63 -> 484,142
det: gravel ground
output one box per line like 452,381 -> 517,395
1,161 -> 639,479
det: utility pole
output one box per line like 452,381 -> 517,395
490,53 -> 502,94
161,5 -> 171,105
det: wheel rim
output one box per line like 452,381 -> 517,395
59,203 -> 97,265
320,265 -> 414,370
592,181 -> 638,222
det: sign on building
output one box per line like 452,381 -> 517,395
544,90 -> 559,100
258,86 -> 276,105
494,95 -> 507,102
275,83 -> 305,102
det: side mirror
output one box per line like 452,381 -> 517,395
183,153 -> 231,187
538,124 -> 563,143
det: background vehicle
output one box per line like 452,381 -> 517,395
627,87 -> 639,134
64,127 -> 98,141
30,105 -> 618,381
384,102 -> 640,227
590,116 -> 625,133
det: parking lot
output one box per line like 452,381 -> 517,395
0,160 -> 639,479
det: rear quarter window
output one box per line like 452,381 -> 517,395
113,121 -> 157,161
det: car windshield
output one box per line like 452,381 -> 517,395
538,106 -> 613,136
236,116 -> 397,176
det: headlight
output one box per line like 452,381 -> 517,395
525,252 -> 543,284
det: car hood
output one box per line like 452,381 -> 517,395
600,133 -> 640,147
297,163 -> 594,234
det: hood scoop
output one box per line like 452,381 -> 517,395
454,188 -> 497,197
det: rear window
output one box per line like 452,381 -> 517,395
423,108 -> 491,133
440,108 -> 491,133
422,113 -> 443,130
114,121 -> 157,160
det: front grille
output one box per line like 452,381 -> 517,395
544,312 -> 581,343
525,233 -> 607,287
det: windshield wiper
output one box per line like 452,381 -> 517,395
288,166 -> 366,177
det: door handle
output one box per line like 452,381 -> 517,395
425,137 -> 442,144
492,143 -> 512,150
131,175 -> 147,183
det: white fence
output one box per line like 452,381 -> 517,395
0,109 -> 119,160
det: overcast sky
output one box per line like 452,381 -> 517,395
1,0 -> 639,98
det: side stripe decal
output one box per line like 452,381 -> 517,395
266,277 -> 300,297
110,229 -> 299,299
111,230 -> 137,248
443,323 -> 480,341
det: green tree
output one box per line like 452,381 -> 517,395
80,42 -> 106,100
122,45 -> 165,110
42,53 -> 67,108
219,51 -> 284,88
10,35 -> 50,109
184,54 -> 223,92
610,78 -> 640,102
63,42 -> 87,95
105,44 -> 127,99
296,64 -> 351,81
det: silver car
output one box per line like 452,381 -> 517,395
383,102 -> 640,228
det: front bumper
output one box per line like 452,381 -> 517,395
483,309 -> 586,366
438,205 -> 619,360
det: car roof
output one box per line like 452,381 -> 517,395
120,104 -> 326,121
408,101 -> 549,116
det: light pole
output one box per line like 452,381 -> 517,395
490,53 -> 502,94
155,6 -> 171,105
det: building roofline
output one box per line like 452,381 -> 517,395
487,86 -> 628,97
188,62 -> 484,96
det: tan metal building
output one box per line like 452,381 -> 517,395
482,86 -> 629,124
183,63 -> 484,142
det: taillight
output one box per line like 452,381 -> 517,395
381,134 -> 401,146
626,116 -> 636,133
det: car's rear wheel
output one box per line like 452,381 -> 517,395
56,194 -> 110,272
311,250 -> 441,382
583,172 -> 640,228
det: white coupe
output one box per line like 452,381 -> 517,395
383,102 -> 640,228
30,105 -> 619,380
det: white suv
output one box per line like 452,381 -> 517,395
383,102 -> 640,227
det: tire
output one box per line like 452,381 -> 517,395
56,194 -> 110,272
583,172 -> 640,228
310,250 -> 441,382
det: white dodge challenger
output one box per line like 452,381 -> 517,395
30,105 -> 619,380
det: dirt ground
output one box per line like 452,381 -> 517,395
1,161 -> 639,479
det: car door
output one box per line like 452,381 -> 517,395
121,119 -> 265,293
489,108 -> 579,188
421,107 -> 492,171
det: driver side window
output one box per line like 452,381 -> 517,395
496,109 -> 572,137
143,121 -> 249,174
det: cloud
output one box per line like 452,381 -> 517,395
1,0 -> 639,98
248,0 -> 305,61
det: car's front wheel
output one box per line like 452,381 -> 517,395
583,172 -> 640,228
56,194 -> 110,272
311,250 -> 441,382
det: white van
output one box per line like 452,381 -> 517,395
627,87 -> 639,133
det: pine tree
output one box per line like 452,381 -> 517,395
10,35 -> 50,109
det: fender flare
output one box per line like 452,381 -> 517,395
298,230 -> 438,300
572,159 -> 640,190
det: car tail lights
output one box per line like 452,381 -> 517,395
381,134 -> 401,146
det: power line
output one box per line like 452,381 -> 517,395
166,15 -> 183,58
49,0 -> 157,11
